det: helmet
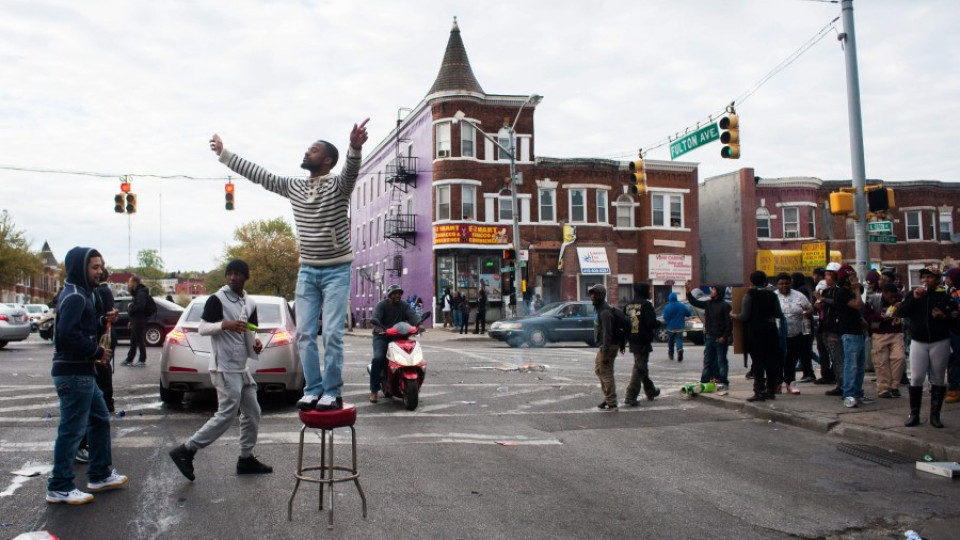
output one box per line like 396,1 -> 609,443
386,284 -> 403,296
825,262 -> 841,272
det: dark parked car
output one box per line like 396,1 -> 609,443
113,296 -> 184,347
488,301 -> 597,348
654,299 -> 705,345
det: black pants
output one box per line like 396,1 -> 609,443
750,329 -> 783,394
125,319 -> 147,363
815,331 -> 832,379
474,310 -> 486,334
625,350 -> 657,401
783,335 -> 807,384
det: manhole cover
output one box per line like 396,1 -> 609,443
836,443 -> 915,467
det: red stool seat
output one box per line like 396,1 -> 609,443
298,403 -> 357,430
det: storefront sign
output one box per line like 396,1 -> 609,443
801,242 -> 827,267
434,224 -> 510,245
576,247 -> 611,274
756,249 -> 841,275
648,254 -> 692,282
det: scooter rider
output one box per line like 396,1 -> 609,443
370,284 -> 422,403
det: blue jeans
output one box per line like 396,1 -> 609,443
841,333 -> 866,399
948,332 -> 960,391
370,334 -> 388,392
48,375 -> 113,492
453,309 -> 462,328
296,263 -> 350,397
701,336 -> 729,384
667,331 -> 684,358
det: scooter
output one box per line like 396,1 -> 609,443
37,311 -> 56,341
369,311 -> 430,411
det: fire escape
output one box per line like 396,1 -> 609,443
383,109 -> 418,276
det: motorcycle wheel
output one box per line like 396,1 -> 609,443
402,379 -> 419,411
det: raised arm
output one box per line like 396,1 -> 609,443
211,133 -> 293,198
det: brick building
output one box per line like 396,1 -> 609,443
1,241 -> 61,305
350,19 -> 700,325
699,168 -> 959,286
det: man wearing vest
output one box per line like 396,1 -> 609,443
169,260 -> 272,481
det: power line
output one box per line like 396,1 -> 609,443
0,165 -> 230,181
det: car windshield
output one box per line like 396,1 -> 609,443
26,306 -> 44,314
536,302 -> 566,315
184,299 -> 282,325
154,298 -> 184,312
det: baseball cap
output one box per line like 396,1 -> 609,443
918,266 -> 941,277
825,262 -> 841,272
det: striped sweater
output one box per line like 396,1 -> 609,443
219,147 -> 361,267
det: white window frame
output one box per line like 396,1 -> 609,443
498,193 -> 514,222
809,207 -> 816,238
436,185 -> 450,221
614,194 -> 636,228
435,122 -> 451,158
497,126 -> 512,161
939,211 -> 953,241
539,188 -> 556,223
905,210 -> 924,240
783,207 -> 800,239
460,123 -> 475,158
596,190 -> 608,224
756,207 -> 771,238
652,193 -> 683,228
569,188 -> 587,223
461,185 -> 476,220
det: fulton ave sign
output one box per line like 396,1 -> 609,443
670,123 -> 720,159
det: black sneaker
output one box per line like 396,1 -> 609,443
678,350 -> 683,362
623,398 -> 639,407
878,390 -> 894,399
891,388 -> 902,398
237,455 -> 273,475
763,392 -> 776,400
746,393 -> 766,402
814,377 -> 835,385
745,370 -> 754,380
646,387 -> 661,401
825,387 -> 843,396
597,402 -> 618,411
120,361 -> 133,366
135,362 -> 146,367
169,444 -> 196,481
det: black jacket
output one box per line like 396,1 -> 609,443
128,284 -> 150,321
897,288 -> 953,343
593,302 -> 617,350
687,291 -> 732,340
624,297 -> 656,353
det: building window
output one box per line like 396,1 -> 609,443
905,210 -> 937,241
570,189 -> 586,223
596,190 -> 608,224
461,185 -> 476,220
461,123 -> 475,158
940,211 -> 953,241
539,189 -> 555,222
499,194 -> 514,222
783,207 -> 800,238
435,122 -> 451,158
756,208 -> 771,238
436,185 -> 450,221
615,194 -> 634,228
497,126 -> 512,160
809,207 -> 816,238
652,193 -> 682,228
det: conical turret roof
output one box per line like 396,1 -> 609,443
427,17 -> 484,95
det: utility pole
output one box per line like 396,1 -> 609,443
840,0 -> 870,277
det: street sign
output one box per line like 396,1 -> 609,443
801,242 -> 827,267
501,266 -> 515,272
867,221 -> 893,234
669,123 -> 720,159
868,234 -> 897,244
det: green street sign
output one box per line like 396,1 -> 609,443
867,221 -> 893,234
868,234 -> 896,244
501,266 -> 515,272
670,123 -> 720,159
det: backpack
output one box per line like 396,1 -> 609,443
609,306 -> 632,347
144,293 -> 157,317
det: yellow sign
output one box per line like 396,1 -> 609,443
433,224 -> 511,246
801,242 -> 827,267
756,249 -> 841,275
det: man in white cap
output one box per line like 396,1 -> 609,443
814,262 -> 845,396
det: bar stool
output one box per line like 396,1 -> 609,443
287,403 -> 367,528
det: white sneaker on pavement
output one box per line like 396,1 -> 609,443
46,488 -> 94,504
87,470 -> 128,492
843,396 -> 858,408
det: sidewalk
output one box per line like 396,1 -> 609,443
696,375 -> 960,463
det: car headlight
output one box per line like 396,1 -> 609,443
498,322 -> 523,330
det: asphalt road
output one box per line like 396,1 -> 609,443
1,334 -> 957,539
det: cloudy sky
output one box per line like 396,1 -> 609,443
1,0 -> 957,273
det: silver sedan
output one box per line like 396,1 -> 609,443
0,304 -> 32,348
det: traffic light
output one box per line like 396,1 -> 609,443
720,112 -> 740,159
628,159 -> 646,196
125,193 -> 137,213
114,194 -> 125,213
120,181 -> 131,194
502,249 -> 516,262
225,182 -> 235,210
867,186 -> 895,213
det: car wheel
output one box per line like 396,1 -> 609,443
527,329 -> 547,348
506,336 -> 525,348
655,327 -> 668,343
144,325 -> 165,347
159,382 -> 183,405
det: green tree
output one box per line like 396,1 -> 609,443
0,210 -> 43,288
135,248 -> 165,296
207,218 -> 300,299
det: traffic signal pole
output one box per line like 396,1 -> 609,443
840,0 -> 871,277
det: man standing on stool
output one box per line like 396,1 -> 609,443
210,119 -> 369,412
169,260 -> 272,480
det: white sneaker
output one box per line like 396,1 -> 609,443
87,470 -> 128,492
47,488 -> 94,504
716,384 -> 728,396
787,382 -> 801,395
843,396 -> 858,408
315,394 -> 342,410
296,394 -> 319,411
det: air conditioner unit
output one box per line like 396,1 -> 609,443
785,231 -> 799,239
437,150 -> 450,158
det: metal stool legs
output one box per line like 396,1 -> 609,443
288,423 -> 367,528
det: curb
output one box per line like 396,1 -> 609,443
696,393 -> 960,462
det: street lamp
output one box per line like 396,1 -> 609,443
454,94 -> 542,316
